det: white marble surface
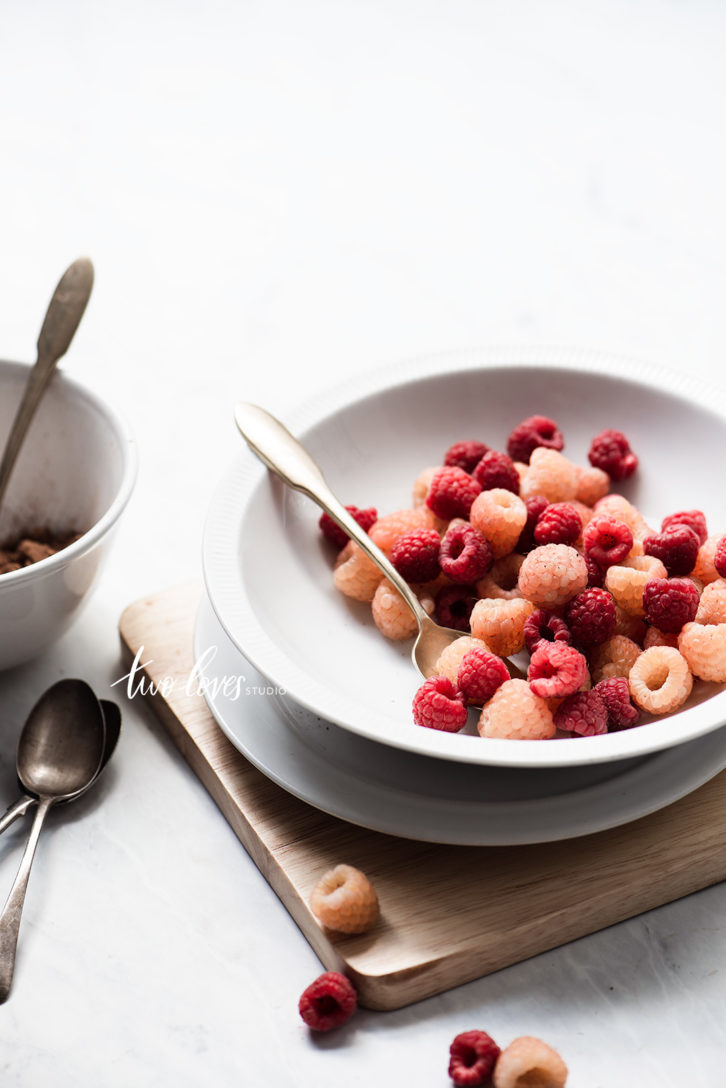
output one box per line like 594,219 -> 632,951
0,0 -> 725,1082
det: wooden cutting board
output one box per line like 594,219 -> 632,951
119,582 -> 726,1011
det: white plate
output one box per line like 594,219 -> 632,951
203,347 -> 726,768
195,592 -> 726,845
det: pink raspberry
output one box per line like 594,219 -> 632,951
506,414 -> 564,464
472,450 -> 520,494
643,525 -> 700,576
435,584 -> 478,631
533,502 -> 582,546
715,536 -> 726,578
588,428 -> 638,481
298,972 -> 357,1031
565,586 -> 617,648
523,609 -> 572,654
448,1030 -> 501,1087
412,676 -> 468,732
439,522 -> 493,584
583,514 -> 633,568
319,505 -> 378,550
516,493 -> 550,553
527,641 -> 588,698
554,690 -> 608,736
457,647 -> 510,705
594,677 -> 640,730
426,466 -> 481,520
662,509 -> 707,545
390,528 -> 441,583
444,440 -> 489,473
642,577 -> 700,634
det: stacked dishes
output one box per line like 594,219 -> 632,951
201,349 -> 726,845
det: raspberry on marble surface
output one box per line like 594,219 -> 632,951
533,502 -> 582,547
478,679 -> 555,740
506,414 -> 564,464
588,428 -> 638,481
298,972 -> 357,1032
554,689 -> 608,736
470,596 -> 535,657
426,466 -> 482,520
448,1030 -> 500,1087
440,521 -> 493,584
469,488 -> 528,559
412,676 -> 469,732
457,647 -> 510,705
473,449 -> 520,494
528,641 -> 589,699
435,584 -> 478,631
594,676 -> 640,730
643,525 -> 700,577
695,579 -> 726,625
523,609 -> 572,654
662,509 -> 708,545
520,447 -> 578,504
476,553 -> 524,600
582,514 -> 633,569
642,577 -> 700,634
371,580 -> 419,640
435,636 -> 492,683
565,586 -> 617,648
444,439 -> 489,474
518,544 -> 588,609
333,541 -> 383,601
629,645 -> 693,714
319,505 -> 378,550
492,1035 -> 568,1088
390,528 -> 441,583
310,864 -> 379,934
678,622 -> 726,682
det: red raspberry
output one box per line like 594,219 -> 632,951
588,429 -> 638,481
472,450 -> 520,494
583,514 -> 633,568
642,577 -> 700,634
528,641 -> 588,698
554,689 -> 608,736
457,647 -> 510,705
412,676 -> 468,732
435,584 -> 478,631
643,525 -> 700,577
319,505 -> 377,550
444,440 -> 489,473
662,509 -> 707,545
440,523 -> 493,584
714,536 -> 726,578
390,528 -> 441,583
516,494 -> 550,553
585,554 -> 605,588
594,677 -> 640,730
448,1030 -> 501,1086
523,609 -> 572,654
298,971 -> 357,1031
506,414 -> 564,464
534,502 -> 582,547
426,466 -> 481,520
565,587 -> 617,648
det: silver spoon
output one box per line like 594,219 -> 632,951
234,402 -> 523,682
0,257 -> 95,514
0,698 -> 120,837
0,679 -> 106,1002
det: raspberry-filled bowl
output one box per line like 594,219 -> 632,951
203,347 -> 726,768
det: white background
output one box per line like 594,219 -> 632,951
0,1 -> 725,1083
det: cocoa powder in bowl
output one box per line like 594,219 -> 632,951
0,529 -> 80,575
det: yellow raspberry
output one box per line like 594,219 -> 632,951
478,679 -> 555,740
693,535 -> 722,585
593,493 -> 641,531
492,1035 -> 568,1088
470,597 -> 534,656
369,508 -> 439,556
309,864 -> 379,934
434,635 -> 491,683
643,627 -> 679,650
370,580 -> 418,640
679,621 -> 726,681
590,635 -> 642,683
575,464 -> 610,505
695,579 -> 726,625
476,553 -> 524,601
518,544 -> 588,608
333,542 -> 383,602
412,466 -> 439,508
629,646 -> 693,714
605,555 -> 667,618
520,448 -> 578,503
469,489 -> 527,559
613,604 -> 646,643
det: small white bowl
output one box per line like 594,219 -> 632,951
0,360 -> 137,669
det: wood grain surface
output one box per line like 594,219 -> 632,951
119,582 -> 726,1010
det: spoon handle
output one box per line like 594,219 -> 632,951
0,258 -> 94,511
0,796 -> 34,837
0,797 -> 52,1002
234,402 -> 428,624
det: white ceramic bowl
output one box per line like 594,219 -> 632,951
203,347 -> 726,768
0,360 -> 137,669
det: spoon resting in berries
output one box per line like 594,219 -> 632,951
234,402 -> 524,688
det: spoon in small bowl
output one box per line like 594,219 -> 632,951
0,257 -> 94,515
0,698 -> 120,837
234,402 -> 524,682
0,679 -> 106,1002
